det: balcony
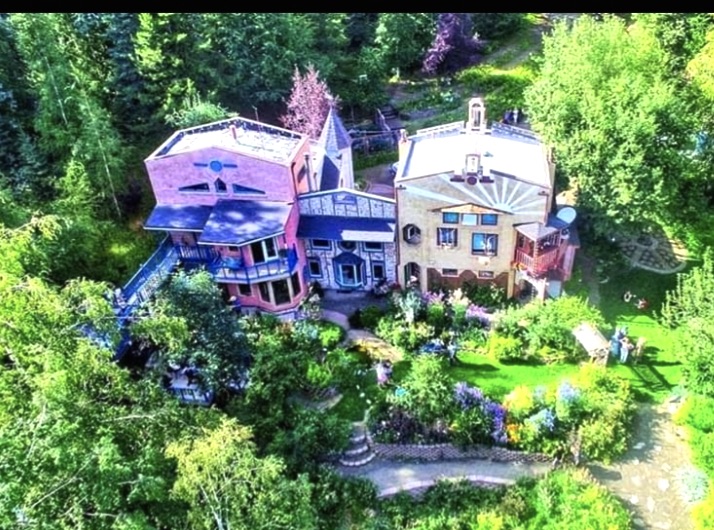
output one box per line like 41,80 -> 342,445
210,245 -> 299,282
514,246 -> 561,277
174,244 -> 299,283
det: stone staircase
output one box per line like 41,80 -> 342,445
339,421 -> 376,467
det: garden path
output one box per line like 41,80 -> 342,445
339,457 -> 550,498
587,401 -> 695,530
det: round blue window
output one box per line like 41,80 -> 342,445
209,160 -> 223,173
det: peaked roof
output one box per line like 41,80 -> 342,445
318,107 -> 352,155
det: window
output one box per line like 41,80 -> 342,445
298,166 -> 307,182
228,245 -> 239,252
437,227 -> 458,247
478,271 -> 495,279
462,213 -> 478,226
258,282 -> 270,302
442,212 -> 459,224
250,238 -> 278,263
481,214 -> 498,226
403,224 -> 421,245
290,272 -> 301,298
178,182 -> 210,193
335,263 -> 363,287
338,240 -> 357,252
232,183 -> 265,195
472,233 -> 498,256
442,268 -> 459,277
372,261 -> 385,280
311,239 -> 331,250
363,242 -> 383,252
272,279 -> 291,306
214,178 -> 227,193
308,258 -> 322,278
238,283 -> 252,296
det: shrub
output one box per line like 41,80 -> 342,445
486,333 -> 526,362
389,355 -> 453,425
305,360 -> 332,392
376,317 -> 434,352
676,395 -> 714,432
692,430 -> 714,475
693,488 -> 714,530
317,322 -> 344,349
525,469 -> 632,529
360,305 -> 385,331
348,309 -> 363,329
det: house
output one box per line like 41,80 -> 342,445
141,107 -> 397,317
394,97 -> 579,300
143,117 -> 311,317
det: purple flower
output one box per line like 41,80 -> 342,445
526,408 -> 556,434
454,382 -> 484,410
557,381 -> 580,404
465,303 -> 488,323
422,290 -> 445,306
483,400 -> 507,444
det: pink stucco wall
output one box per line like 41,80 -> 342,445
145,146 -> 303,206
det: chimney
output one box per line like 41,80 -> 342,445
398,129 -> 409,164
304,153 -> 313,192
230,124 -> 237,140
468,97 -> 487,133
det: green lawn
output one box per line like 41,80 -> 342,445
597,265 -> 694,402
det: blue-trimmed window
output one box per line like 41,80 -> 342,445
308,258 -> 322,278
238,283 -> 252,296
442,212 -> 459,224
437,227 -> 458,247
335,262 -> 364,287
472,233 -> 498,256
481,214 -> 498,226
215,178 -> 227,193
311,239 -> 331,250
363,242 -> 383,252
372,261 -> 386,280
462,213 -> 479,226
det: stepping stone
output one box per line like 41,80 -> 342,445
630,495 -> 639,505
658,479 -> 670,492
631,476 -> 642,487
653,523 -> 671,530
633,442 -> 646,450
633,518 -> 645,528
647,497 -> 655,512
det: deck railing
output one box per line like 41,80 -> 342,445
514,246 -> 560,275
210,245 -> 299,282
119,237 -> 178,313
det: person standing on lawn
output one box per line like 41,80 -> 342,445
619,336 -> 634,364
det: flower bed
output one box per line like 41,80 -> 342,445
368,360 -> 636,463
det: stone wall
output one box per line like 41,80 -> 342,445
369,436 -> 550,464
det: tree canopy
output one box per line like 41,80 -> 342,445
525,15 -> 704,239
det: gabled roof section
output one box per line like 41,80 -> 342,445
318,106 -> 352,156
515,222 -> 560,240
144,205 -> 213,232
299,187 -> 396,205
198,199 -> 292,246
147,117 -> 306,165
297,216 -> 395,242
438,203 -> 510,215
